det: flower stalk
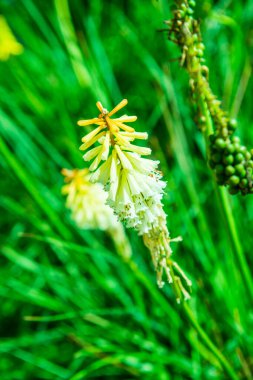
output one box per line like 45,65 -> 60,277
165,0 -> 253,302
78,99 -> 191,300
165,0 -> 253,196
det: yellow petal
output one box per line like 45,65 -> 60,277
80,131 -> 106,151
121,144 -> 151,156
81,125 -> 105,143
108,99 -> 128,117
96,101 -> 104,113
105,117 -> 119,133
101,132 -> 111,161
119,131 -> 148,140
113,121 -> 135,133
89,149 -> 104,171
77,118 -> 101,126
83,146 -> 102,161
114,116 -> 137,123
114,145 -> 133,170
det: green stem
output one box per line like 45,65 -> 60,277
201,100 -> 253,300
108,226 -> 132,262
128,259 -> 239,379
183,303 -> 239,380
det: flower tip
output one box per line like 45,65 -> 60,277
96,101 -> 104,112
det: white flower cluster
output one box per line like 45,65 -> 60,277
79,99 -> 166,235
92,150 -> 167,234
77,99 -> 191,296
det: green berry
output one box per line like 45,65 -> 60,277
226,144 -> 235,154
215,138 -> 226,150
245,152 -> 251,160
228,119 -> 237,131
235,164 -> 244,173
187,8 -> 194,15
223,155 -> 234,165
235,153 -> 244,163
234,143 -> 241,152
229,175 -> 240,186
225,165 -> 235,176
239,146 -> 247,155
221,128 -> 228,138
232,136 -> 240,143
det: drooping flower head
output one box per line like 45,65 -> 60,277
0,16 -> 23,61
78,100 -> 191,298
62,168 -> 118,231
62,168 -> 132,261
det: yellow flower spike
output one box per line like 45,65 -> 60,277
77,99 -> 191,296
78,99 -> 140,155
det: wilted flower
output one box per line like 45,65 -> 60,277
0,16 -> 23,61
78,100 -> 191,299
62,168 -> 132,260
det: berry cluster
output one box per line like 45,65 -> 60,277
166,0 -> 253,195
209,122 -> 253,195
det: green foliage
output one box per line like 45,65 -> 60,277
0,0 -> 253,379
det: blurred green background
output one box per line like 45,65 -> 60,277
1,0 -> 253,379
